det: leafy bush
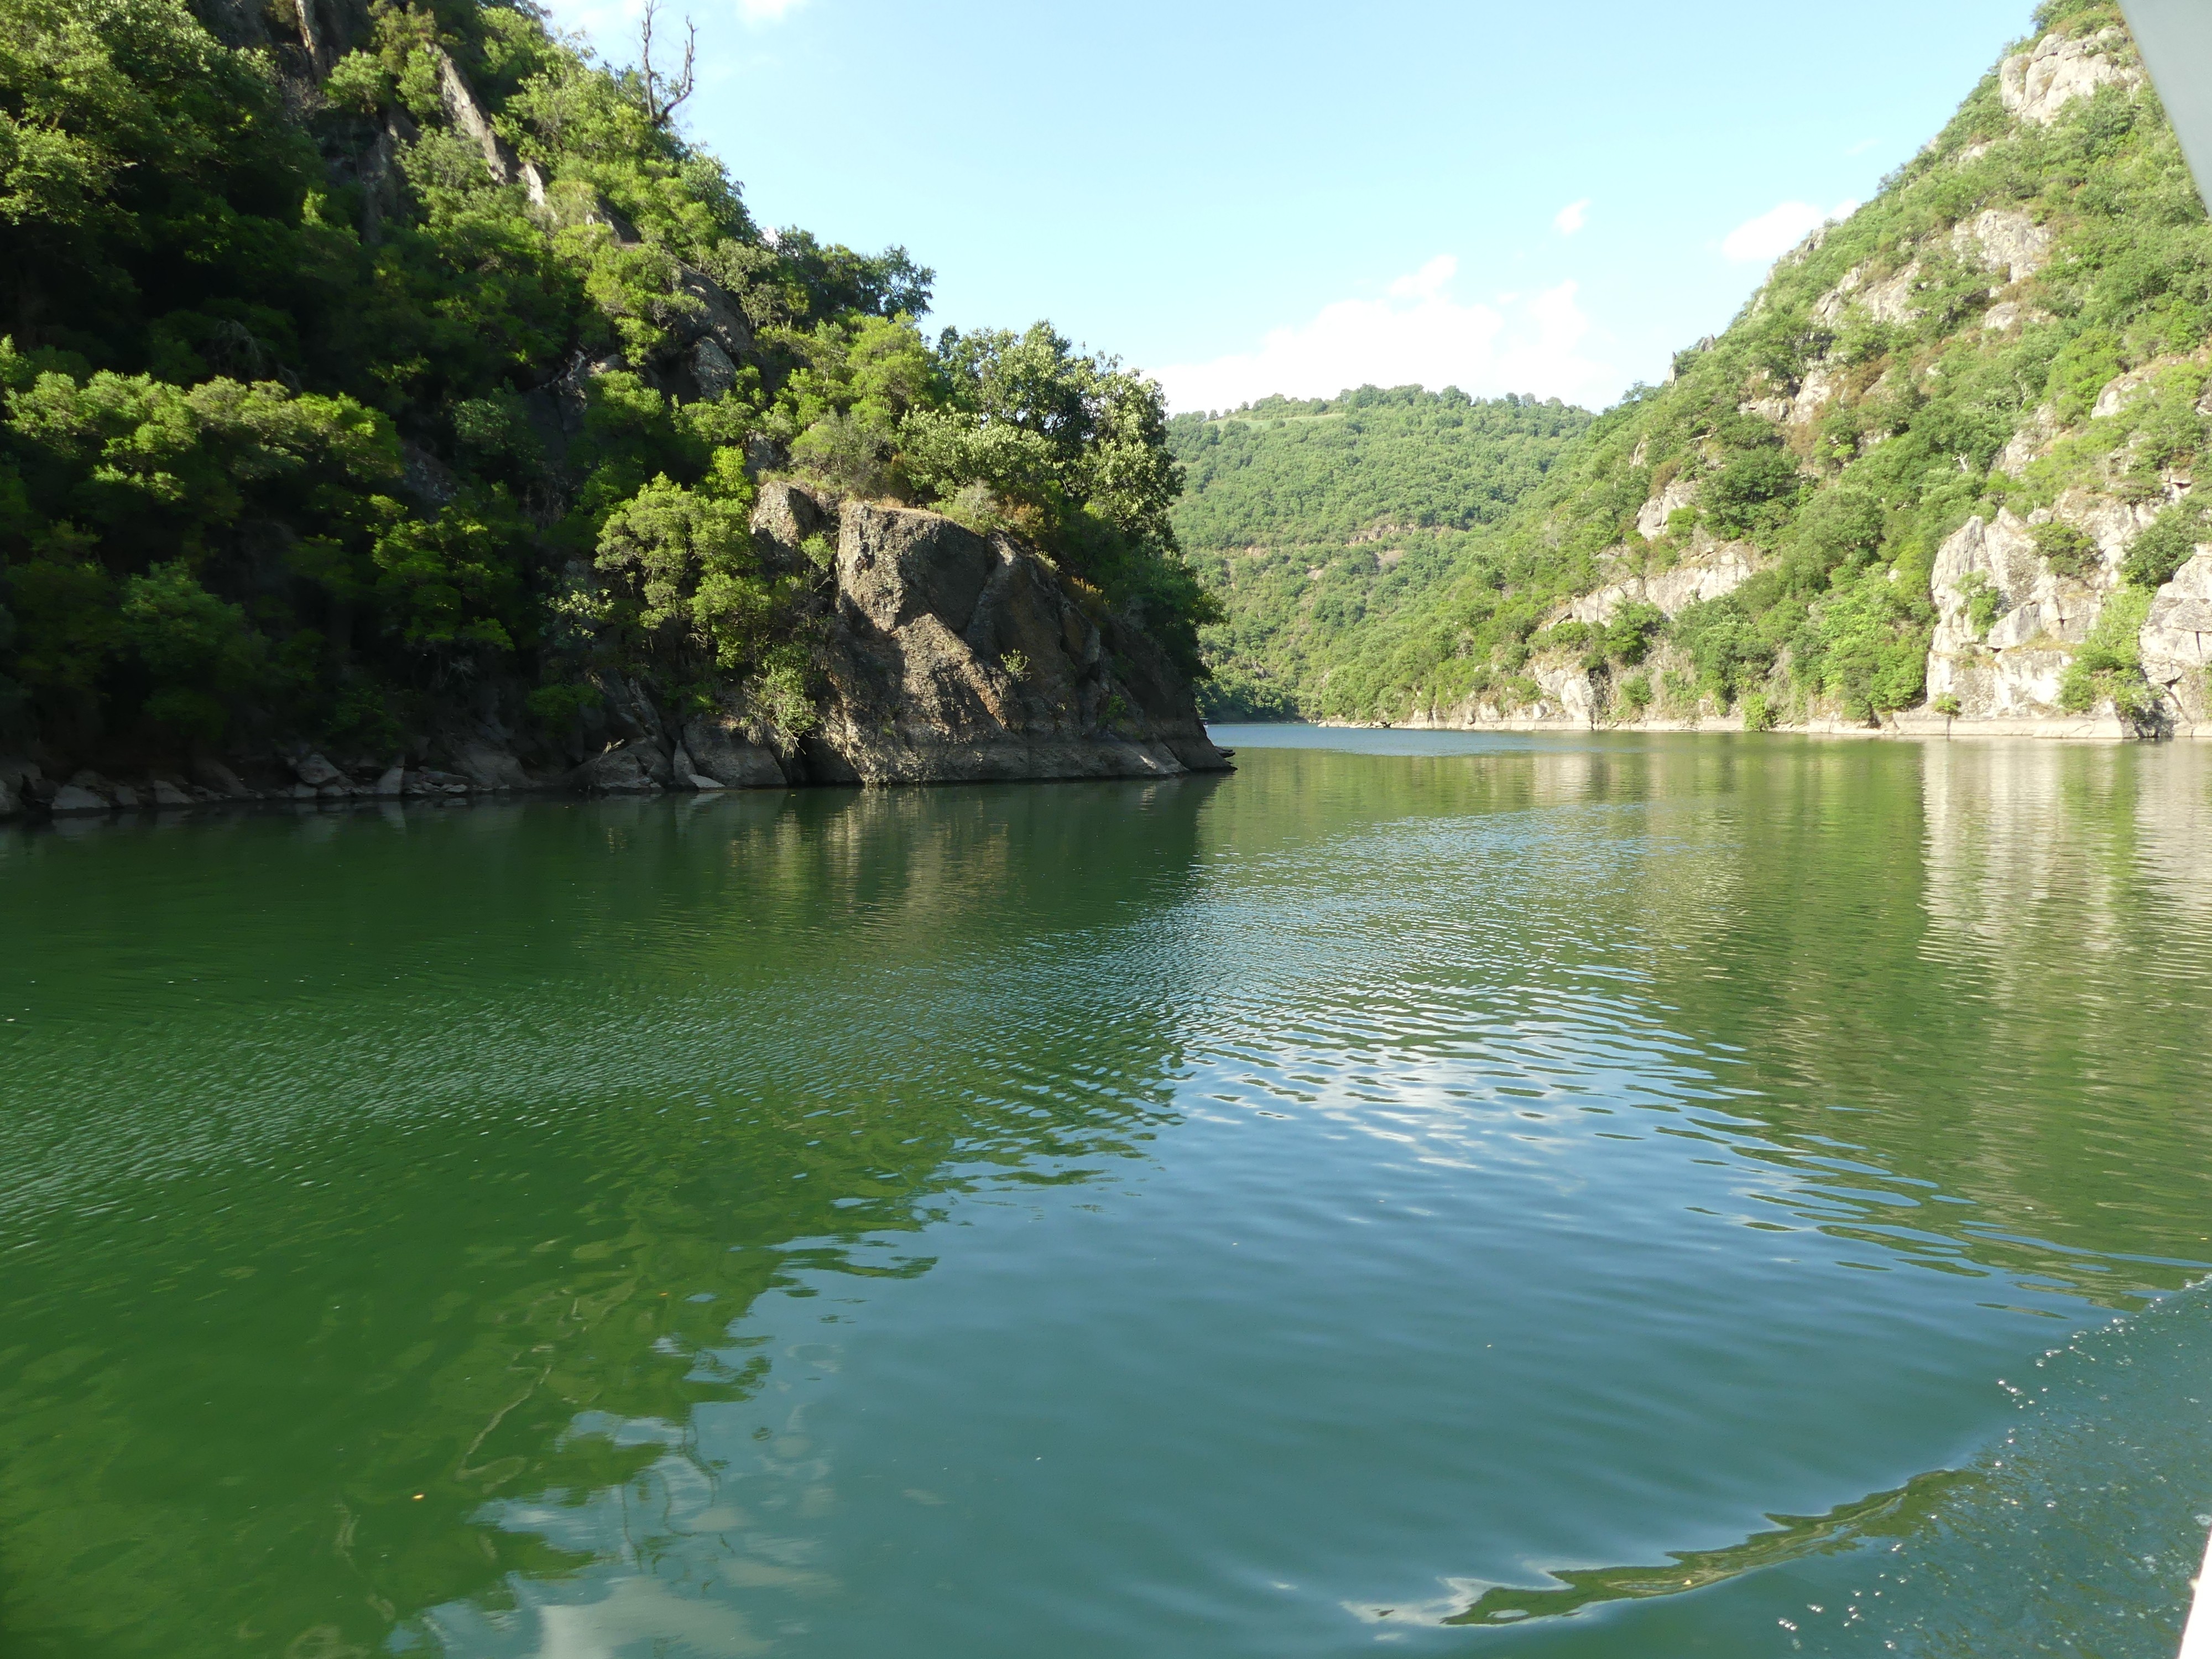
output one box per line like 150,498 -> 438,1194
1957,571 -> 2001,637
2033,521 -> 2099,580
1702,446 -> 1803,543
2057,586 -> 2156,715
1604,601 -> 1665,664
2122,498 -> 2208,588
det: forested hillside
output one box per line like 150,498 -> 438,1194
1166,388 -> 1590,717
0,0 -> 1212,779
1206,0 -> 2212,735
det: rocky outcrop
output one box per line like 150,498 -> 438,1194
757,484 -> 1230,785
1999,28 -> 2143,127
2140,550 -> 2212,724
1567,539 -> 1762,625
432,47 -> 546,202
1924,497 -> 2212,732
1949,208 -> 2055,284
1813,261 -> 1923,328
1633,476 -> 1698,542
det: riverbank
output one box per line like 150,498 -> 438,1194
1313,709 -> 2210,739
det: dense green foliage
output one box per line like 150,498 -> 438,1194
0,0 -> 1207,760
1202,1 -> 2208,726
1166,388 -> 1592,717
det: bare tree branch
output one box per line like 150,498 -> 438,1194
637,0 -> 697,129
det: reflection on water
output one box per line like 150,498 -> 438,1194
0,735 -> 2208,1658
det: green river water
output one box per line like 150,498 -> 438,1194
3,728 -> 2211,1657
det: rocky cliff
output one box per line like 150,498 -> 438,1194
1305,3 -> 2212,741
0,484 -> 1227,817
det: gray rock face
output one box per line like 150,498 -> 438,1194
1568,539 -> 1761,625
149,780 -> 194,808
571,742 -> 671,794
2000,28 -> 2143,127
451,742 -> 531,791
682,714 -> 787,789
49,785 -> 109,816
749,484 -> 1230,785
2141,549 -> 2212,726
291,752 -> 345,788
193,757 -> 253,798
1949,208 -> 2056,285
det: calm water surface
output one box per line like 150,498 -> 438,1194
4,729 -> 2211,1657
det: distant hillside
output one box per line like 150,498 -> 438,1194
1220,0 -> 2212,737
1165,388 -> 1592,717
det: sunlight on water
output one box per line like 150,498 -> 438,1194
1,732 -> 2207,1657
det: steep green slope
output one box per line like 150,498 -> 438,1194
1248,0 -> 2212,733
0,0 -> 1209,771
1165,387 -> 1591,717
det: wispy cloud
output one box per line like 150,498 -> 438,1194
1845,137 -> 1879,156
1147,257 -> 1613,414
1553,197 -> 1590,236
737,0 -> 807,22
1721,199 -> 1860,263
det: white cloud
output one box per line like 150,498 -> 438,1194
1553,197 -> 1590,236
1845,137 -> 1879,156
1147,257 -> 1613,414
1721,199 -> 1860,263
737,0 -> 806,21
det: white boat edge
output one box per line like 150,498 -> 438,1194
2182,1526 -> 2212,1659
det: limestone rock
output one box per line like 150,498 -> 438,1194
1927,502 -> 2153,719
2000,28 -> 2143,127
291,752 -> 345,788
433,47 -> 541,198
751,487 -> 1229,784
1995,404 -> 2059,476
149,780 -> 193,808
682,714 -> 787,788
1982,301 -> 2052,335
570,742 -> 671,794
691,337 -> 738,399
1814,260 -> 1922,327
49,784 -> 109,815
109,784 -> 141,810
1634,477 -> 1698,542
1949,208 -> 2055,284
2140,550 -> 2212,717
1569,541 -> 1762,624
368,763 -> 406,798
1788,362 -> 1844,426
193,757 -> 253,798
2089,357 -> 2198,420
0,777 -> 16,820
451,741 -> 530,791
686,773 -> 727,791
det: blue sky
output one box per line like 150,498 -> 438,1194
541,0 -> 2039,413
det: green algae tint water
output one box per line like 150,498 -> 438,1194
2,731 -> 2210,1658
